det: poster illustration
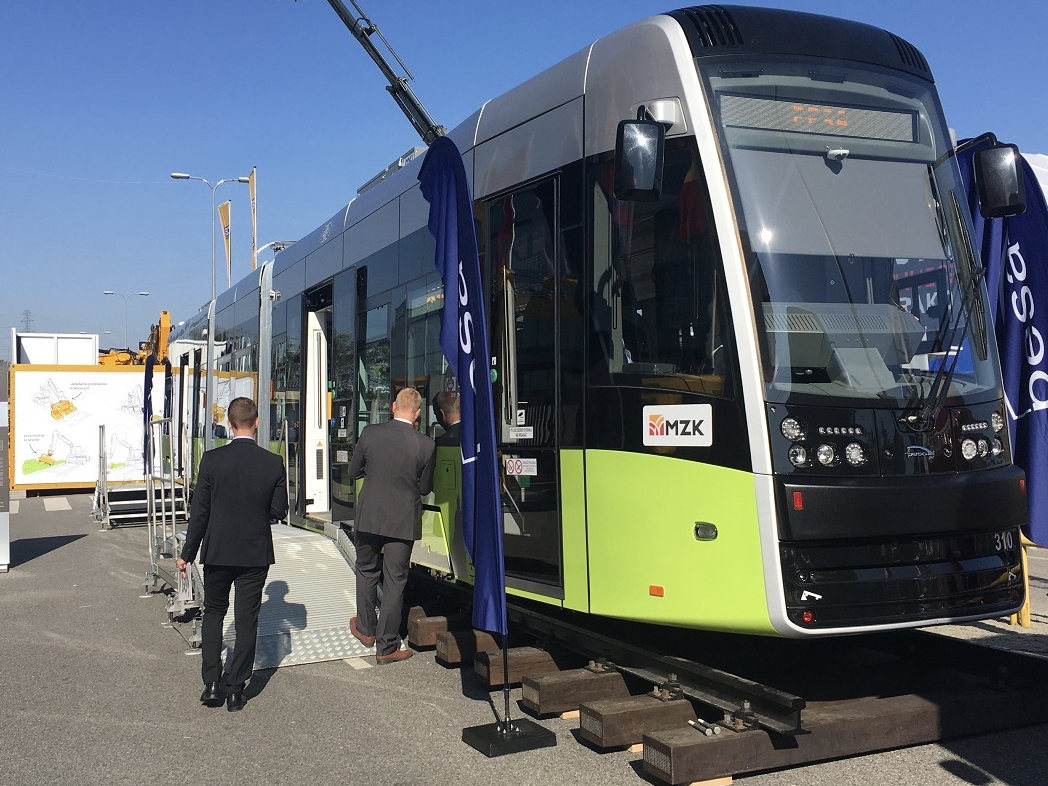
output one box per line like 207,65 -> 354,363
11,365 -> 166,489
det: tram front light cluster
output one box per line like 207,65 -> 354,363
781,417 -> 806,441
960,438 -> 979,461
844,442 -> 867,466
991,411 -> 1005,433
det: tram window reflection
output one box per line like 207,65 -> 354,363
591,139 -> 735,397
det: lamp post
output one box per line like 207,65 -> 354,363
170,172 -> 249,449
102,291 -> 150,350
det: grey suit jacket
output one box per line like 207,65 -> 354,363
346,418 -> 436,541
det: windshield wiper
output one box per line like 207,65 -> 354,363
911,190 -> 987,427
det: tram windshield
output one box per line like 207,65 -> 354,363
706,59 -> 1001,408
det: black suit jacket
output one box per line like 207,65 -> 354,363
180,438 -> 289,567
347,418 -> 435,541
435,421 -> 461,447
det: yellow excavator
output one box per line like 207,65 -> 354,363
39,431 -> 89,467
98,311 -> 171,365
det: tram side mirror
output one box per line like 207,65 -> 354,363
614,115 -> 665,202
974,143 -> 1026,218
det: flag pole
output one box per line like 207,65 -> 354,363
419,135 -> 554,756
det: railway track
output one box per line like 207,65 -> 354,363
408,573 -> 1048,784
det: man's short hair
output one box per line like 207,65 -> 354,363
227,397 -> 259,429
435,390 -> 460,416
394,387 -> 422,414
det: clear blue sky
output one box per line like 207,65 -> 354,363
3,0 -> 1046,362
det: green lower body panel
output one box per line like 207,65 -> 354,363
585,450 -> 774,635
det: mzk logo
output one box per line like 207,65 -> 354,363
643,404 -> 713,447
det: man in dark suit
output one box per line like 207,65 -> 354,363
434,390 -> 461,447
176,397 -> 288,711
346,387 -> 435,664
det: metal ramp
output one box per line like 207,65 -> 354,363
223,524 -> 371,669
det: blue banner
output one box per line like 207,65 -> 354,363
419,136 -> 507,635
959,141 -> 1048,545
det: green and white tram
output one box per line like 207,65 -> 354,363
168,5 -> 1028,636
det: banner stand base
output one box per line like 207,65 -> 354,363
462,717 -> 557,757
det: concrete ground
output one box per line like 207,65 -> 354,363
3,492 -> 1048,786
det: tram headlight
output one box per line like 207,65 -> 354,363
977,438 -> 990,458
992,438 -> 1004,457
844,442 -> 867,466
960,438 -> 978,461
788,444 -> 808,467
816,444 -> 836,466
781,417 -> 806,442
991,411 -> 1005,433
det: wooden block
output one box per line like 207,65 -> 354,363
579,695 -> 695,749
473,646 -> 559,687
689,778 -> 732,786
408,615 -> 449,648
435,629 -> 499,666
521,668 -> 629,717
406,605 -> 427,626
560,710 -> 580,720
628,743 -> 644,754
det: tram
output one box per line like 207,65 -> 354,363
167,5 -> 1029,637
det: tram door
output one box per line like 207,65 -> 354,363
304,308 -> 331,514
488,178 -> 563,591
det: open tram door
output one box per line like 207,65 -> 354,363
303,288 -> 333,520
487,176 -> 566,597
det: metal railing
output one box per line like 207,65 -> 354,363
91,424 -> 109,525
144,417 -> 200,635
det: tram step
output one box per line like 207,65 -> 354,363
521,667 -> 629,717
579,695 -> 696,750
435,629 -> 498,667
473,646 -> 558,687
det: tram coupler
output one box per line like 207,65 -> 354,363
726,699 -> 759,731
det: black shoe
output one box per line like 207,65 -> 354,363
226,689 -> 245,712
199,681 -> 223,707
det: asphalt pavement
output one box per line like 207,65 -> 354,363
3,492 -> 1048,786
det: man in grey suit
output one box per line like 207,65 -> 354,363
346,387 -> 435,664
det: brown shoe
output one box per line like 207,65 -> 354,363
350,616 -> 375,647
375,647 -> 415,665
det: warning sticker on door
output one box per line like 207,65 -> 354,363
504,457 -> 537,476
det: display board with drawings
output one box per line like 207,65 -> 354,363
9,365 -> 167,489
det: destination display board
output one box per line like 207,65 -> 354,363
720,94 -> 917,142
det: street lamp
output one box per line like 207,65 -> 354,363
102,290 -> 150,349
257,240 -> 296,258
170,171 -> 249,449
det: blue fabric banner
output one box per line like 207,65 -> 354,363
959,141 -> 1048,544
418,136 -> 508,635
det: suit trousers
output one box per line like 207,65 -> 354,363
354,531 -> 412,656
201,564 -> 269,690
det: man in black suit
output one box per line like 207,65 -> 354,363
176,397 -> 288,711
346,387 -> 435,664
434,390 -> 461,447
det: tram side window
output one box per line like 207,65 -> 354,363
590,139 -> 734,397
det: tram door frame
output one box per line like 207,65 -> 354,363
304,299 -> 332,515
486,175 -> 565,595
